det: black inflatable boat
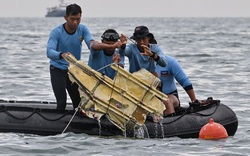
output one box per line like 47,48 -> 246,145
0,99 -> 238,138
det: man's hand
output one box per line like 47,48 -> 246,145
140,45 -> 153,56
113,41 -> 123,49
61,52 -> 71,59
112,53 -> 121,64
120,34 -> 127,45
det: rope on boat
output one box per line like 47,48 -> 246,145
0,108 -> 72,121
61,104 -> 81,134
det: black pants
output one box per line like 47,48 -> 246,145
50,65 -> 81,110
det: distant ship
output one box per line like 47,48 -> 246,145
45,0 -> 68,17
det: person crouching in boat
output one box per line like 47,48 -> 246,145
88,29 -> 126,79
156,53 -> 198,116
146,33 -> 198,116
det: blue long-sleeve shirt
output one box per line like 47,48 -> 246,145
156,55 -> 193,94
88,42 -> 125,79
47,23 -> 93,70
121,43 -> 167,73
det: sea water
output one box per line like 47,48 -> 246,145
0,17 -> 249,155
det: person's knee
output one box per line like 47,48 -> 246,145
167,94 -> 180,108
162,99 -> 175,114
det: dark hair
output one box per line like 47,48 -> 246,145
101,29 -> 120,41
148,33 -> 157,44
66,4 -> 82,16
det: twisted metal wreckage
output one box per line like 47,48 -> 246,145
65,54 -> 167,131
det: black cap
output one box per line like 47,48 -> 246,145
130,26 -> 153,40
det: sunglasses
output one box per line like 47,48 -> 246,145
102,32 -> 120,41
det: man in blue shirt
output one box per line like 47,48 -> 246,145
47,4 -> 94,110
88,29 -> 125,79
156,54 -> 198,116
121,26 -> 167,77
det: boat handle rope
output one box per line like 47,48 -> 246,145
160,103 -> 219,125
191,103 -> 219,116
0,108 -> 71,121
0,99 -> 56,104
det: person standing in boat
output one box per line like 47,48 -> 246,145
156,53 -> 198,116
88,29 -> 126,79
47,4 -> 94,110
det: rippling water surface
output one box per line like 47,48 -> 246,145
0,17 -> 249,155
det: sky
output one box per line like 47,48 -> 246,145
1,0 -> 250,17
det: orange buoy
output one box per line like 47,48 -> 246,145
199,118 -> 228,140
